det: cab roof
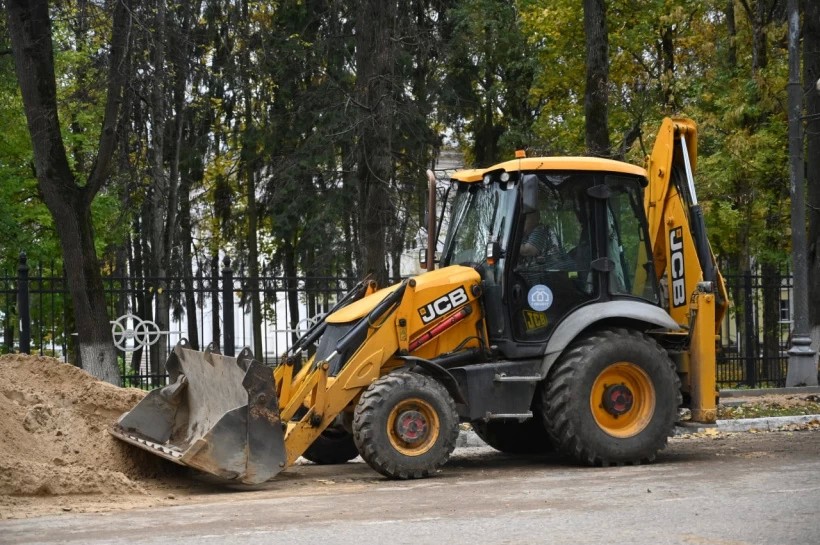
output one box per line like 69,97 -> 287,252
450,156 -> 647,183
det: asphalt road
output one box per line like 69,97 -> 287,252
3,430 -> 820,545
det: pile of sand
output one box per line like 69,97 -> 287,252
0,354 -> 174,497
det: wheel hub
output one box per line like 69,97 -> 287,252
602,384 -> 634,416
394,410 -> 428,444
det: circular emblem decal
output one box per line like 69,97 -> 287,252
527,284 -> 553,312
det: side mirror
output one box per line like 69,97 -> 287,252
485,241 -> 503,265
418,248 -> 439,269
522,174 -> 539,214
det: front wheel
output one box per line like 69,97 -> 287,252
353,372 -> 458,479
541,327 -> 681,466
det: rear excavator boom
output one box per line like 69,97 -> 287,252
112,116 -> 728,484
645,117 -> 728,422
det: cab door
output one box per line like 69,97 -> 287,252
508,173 -> 599,343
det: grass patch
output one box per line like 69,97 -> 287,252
718,399 -> 820,419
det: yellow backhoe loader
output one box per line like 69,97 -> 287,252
111,117 -> 728,484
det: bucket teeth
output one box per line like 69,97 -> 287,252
111,426 -> 184,460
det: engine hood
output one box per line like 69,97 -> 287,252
327,265 -> 481,324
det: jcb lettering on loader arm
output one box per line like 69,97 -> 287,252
419,286 -> 469,323
669,226 -> 686,307
113,117 -> 728,485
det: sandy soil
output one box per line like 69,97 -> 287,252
1,353 -> 818,521
0,354 -> 186,518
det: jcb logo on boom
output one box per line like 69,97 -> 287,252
669,227 -> 686,308
418,287 -> 468,324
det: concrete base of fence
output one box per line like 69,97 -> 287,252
456,414 -> 820,448
692,414 -> 820,434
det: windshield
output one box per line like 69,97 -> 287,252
440,181 -> 515,267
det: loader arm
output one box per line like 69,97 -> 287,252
275,266 -> 485,467
113,266 -> 486,484
645,117 -> 729,422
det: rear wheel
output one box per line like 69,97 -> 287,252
353,372 -> 458,479
541,327 -> 680,466
472,414 -> 553,454
302,425 -> 359,465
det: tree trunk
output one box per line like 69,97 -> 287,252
805,0 -> 820,355
341,140 -> 359,280
760,262 -> 781,383
583,0 -> 610,157
179,123 -> 201,351
283,240 -> 301,345
6,0 -> 130,384
146,0 -> 193,373
129,218 -> 147,373
660,24 -> 675,109
725,1 -> 738,69
240,0 -> 263,360
246,165 -> 263,359
751,1 -> 768,72
355,0 -> 397,287
739,0 -> 770,73
147,0 -> 170,375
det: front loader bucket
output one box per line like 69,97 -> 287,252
110,340 -> 286,485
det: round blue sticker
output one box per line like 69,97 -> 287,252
527,284 -> 553,312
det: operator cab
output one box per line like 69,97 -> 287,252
440,157 -> 660,359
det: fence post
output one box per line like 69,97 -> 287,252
743,270 -> 757,387
211,255 -> 220,352
222,256 -> 235,357
17,252 -> 30,354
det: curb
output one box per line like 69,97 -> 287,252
456,414 -> 820,448
682,414 -> 820,434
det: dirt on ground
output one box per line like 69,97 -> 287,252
0,354 -> 188,518
1,353 -> 819,521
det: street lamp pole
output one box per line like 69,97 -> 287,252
786,0 -> 817,386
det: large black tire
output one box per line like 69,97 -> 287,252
541,327 -> 681,466
353,372 -> 459,479
472,415 -> 553,454
302,426 -> 360,465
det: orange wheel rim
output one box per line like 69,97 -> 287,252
387,398 -> 440,456
590,362 -> 655,438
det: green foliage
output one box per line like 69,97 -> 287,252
689,3 -> 792,270
442,0 -> 542,164
519,0 -> 793,269
519,0 -> 586,155
0,54 -> 57,266
0,3 -> 128,271
0,0 -> 804,291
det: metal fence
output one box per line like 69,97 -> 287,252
0,252 -> 803,389
1,253 -> 357,389
718,270 -> 795,388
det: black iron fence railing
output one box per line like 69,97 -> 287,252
2,253 -> 359,389
0,252 -> 807,389
718,270 -> 796,389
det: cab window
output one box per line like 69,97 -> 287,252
604,176 -> 657,303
